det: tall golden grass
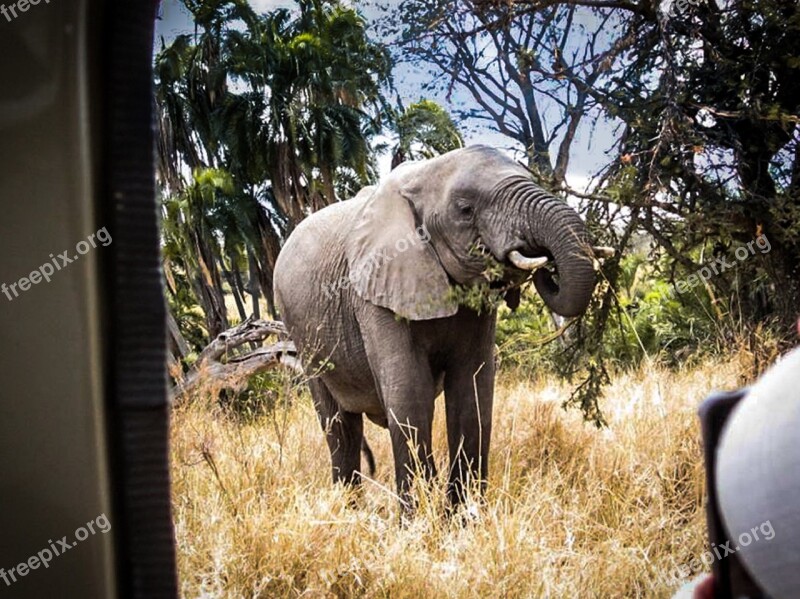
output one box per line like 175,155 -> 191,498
171,354 -> 752,598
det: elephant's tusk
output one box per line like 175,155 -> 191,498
508,250 -> 549,271
592,246 -> 615,258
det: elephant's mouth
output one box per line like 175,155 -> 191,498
473,237 -> 550,269
470,237 -> 554,285
503,248 -> 556,292
472,238 -> 492,259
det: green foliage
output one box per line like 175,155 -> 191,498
498,252 -> 724,370
496,292 -> 557,366
447,247 -> 509,314
222,370 -> 297,422
393,99 -> 464,162
156,0 -> 394,347
447,283 -> 504,315
604,277 -> 718,368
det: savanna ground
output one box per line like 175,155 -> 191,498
171,354 -> 754,598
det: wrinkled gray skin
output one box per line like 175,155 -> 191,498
274,145 -> 597,507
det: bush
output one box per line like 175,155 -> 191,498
497,252 -> 733,376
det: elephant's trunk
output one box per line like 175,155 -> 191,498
496,177 -> 596,318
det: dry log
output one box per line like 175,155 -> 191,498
172,316 -> 300,401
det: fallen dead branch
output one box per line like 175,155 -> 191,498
172,316 -> 300,402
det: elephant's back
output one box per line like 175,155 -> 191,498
274,196 -> 364,309
273,193 -> 381,414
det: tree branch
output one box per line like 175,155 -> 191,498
173,316 -> 299,401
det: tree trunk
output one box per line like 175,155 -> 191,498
167,309 -> 190,360
247,249 -> 261,319
255,208 -> 282,318
193,228 -> 229,337
221,255 -> 248,323
320,162 -> 337,206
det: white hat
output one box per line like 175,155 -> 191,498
716,347 -> 800,598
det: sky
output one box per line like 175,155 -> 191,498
154,0 -> 616,187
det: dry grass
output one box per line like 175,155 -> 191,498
171,354 -> 752,598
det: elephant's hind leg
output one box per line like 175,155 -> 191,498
309,378 -> 365,486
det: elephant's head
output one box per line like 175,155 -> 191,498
346,145 -> 607,320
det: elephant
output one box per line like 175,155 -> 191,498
273,145 -> 609,508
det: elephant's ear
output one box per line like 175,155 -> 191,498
345,177 -> 457,321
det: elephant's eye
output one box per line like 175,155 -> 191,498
458,204 -> 474,218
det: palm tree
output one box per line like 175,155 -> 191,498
224,0 -> 392,221
155,0 -> 393,345
161,168 -> 233,338
391,99 -> 464,168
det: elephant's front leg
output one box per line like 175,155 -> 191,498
385,385 -> 437,505
359,309 -> 437,507
444,336 -> 495,506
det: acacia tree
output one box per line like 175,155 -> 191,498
377,0 -> 635,185
383,0 -> 800,333
651,0 -> 800,327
